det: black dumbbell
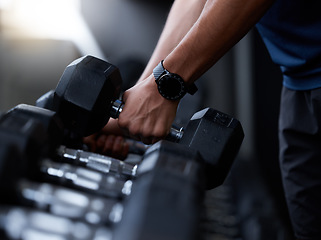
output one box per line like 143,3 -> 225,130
5,104 -> 64,154
0,113 -> 134,199
51,55 -> 122,138
113,140 -> 205,240
39,55 -> 244,189
0,142 -> 25,205
0,109 -> 51,160
3,104 -> 136,177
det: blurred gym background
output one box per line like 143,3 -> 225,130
0,0 -> 293,239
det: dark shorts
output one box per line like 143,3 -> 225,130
279,87 -> 321,240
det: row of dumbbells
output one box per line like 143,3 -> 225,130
0,55 -> 244,240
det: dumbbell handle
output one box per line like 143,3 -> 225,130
110,100 -> 184,142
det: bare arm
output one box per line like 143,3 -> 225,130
164,0 -> 275,84
138,0 -> 207,81
119,0 -> 275,144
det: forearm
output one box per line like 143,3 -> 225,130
164,0 -> 275,84
117,0 -> 275,144
139,0 -> 207,81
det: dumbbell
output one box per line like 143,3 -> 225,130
0,142 -> 25,204
39,55 -> 244,189
113,140 -> 206,240
0,206 -> 114,240
0,113 -> 134,199
16,180 -> 124,225
3,104 -> 137,177
55,141 -> 208,240
0,144 -> 123,225
0,126 -> 123,225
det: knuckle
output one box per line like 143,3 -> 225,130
129,125 -> 141,137
117,117 -> 128,129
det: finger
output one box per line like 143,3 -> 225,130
102,135 -> 115,154
113,136 -> 125,153
113,136 -> 129,160
96,134 -> 107,152
83,134 -> 97,152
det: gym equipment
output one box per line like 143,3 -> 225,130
40,159 -> 133,199
179,108 -> 244,189
0,101 -> 241,240
0,143 -> 24,204
37,55 -> 244,189
0,113 -> 206,233
112,106 -> 243,189
5,104 -> 64,154
113,141 -> 205,240
18,180 -> 124,225
0,110 -> 49,160
56,145 -> 136,178
52,56 -> 122,138
0,206 -> 113,240
2,104 -> 136,178
0,114 -> 133,199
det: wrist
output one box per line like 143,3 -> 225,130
153,60 -> 197,101
162,58 -> 193,86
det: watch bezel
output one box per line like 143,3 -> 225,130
157,73 -> 187,101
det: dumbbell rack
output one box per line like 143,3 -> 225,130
0,124 -> 218,240
0,129 -> 242,240
0,105 -> 244,240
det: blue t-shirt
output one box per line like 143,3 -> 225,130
256,0 -> 321,90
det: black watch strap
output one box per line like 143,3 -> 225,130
153,60 -> 198,95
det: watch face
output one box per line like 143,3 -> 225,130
157,74 -> 186,100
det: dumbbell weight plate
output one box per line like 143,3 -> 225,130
53,55 -> 122,137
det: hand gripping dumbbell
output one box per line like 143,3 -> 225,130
35,56 -> 183,142
38,55 -> 244,189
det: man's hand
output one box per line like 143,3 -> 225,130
83,119 -> 129,160
83,133 -> 129,160
118,74 -> 179,144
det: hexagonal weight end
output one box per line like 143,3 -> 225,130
53,55 -> 122,137
180,108 -> 244,189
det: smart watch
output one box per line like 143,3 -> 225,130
153,60 -> 197,101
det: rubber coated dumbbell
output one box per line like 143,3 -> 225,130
3,104 -> 136,177
0,113 -> 133,199
113,140 -> 206,240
